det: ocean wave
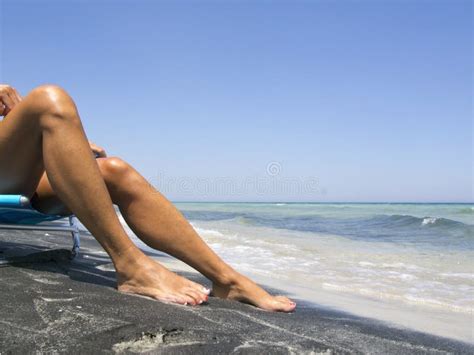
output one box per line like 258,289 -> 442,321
182,210 -> 241,222
261,213 -> 472,239
421,217 -> 438,225
458,207 -> 474,214
183,208 -> 474,247
184,209 -> 470,229
368,214 -> 468,229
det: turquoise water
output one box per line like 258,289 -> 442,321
179,202 -> 473,250
180,203 -> 472,326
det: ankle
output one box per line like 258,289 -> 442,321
111,245 -> 145,274
213,268 -> 243,287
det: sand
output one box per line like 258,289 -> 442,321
0,229 -> 472,354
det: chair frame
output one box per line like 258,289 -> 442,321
0,215 -> 81,258
0,196 -> 81,258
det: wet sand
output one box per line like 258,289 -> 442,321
0,229 -> 472,354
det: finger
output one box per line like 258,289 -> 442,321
93,145 -> 107,158
0,104 -> 5,116
11,87 -> 22,103
3,106 -> 11,117
89,142 -> 105,156
7,91 -> 19,107
2,86 -> 20,106
91,148 -> 105,158
0,93 -> 15,111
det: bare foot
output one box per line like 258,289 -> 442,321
115,251 -> 210,306
212,274 -> 296,312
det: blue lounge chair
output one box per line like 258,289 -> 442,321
0,195 -> 80,260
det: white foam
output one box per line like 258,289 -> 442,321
421,217 -> 438,225
358,261 -> 376,267
192,225 -> 225,237
380,262 -> 422,271
439,272 -> 474,280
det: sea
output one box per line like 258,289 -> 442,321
118,202 -> 473,342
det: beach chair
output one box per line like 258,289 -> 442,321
0,194 -> 80,260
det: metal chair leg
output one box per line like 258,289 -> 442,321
69,216 -> 80,257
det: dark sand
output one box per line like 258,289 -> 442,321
0,229 -> 472,354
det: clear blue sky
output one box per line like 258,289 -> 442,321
0,0 -> 472,202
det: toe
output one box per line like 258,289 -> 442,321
284,301 -> 296,311
276,298 -> 296,312
183,294 -> 197,306
275,295 -> 292,303
187,280 -> 210,295
169,294 -> 188,305
264,296 -> 296,312
185,289 -> 205,305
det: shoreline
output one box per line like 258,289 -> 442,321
149,248 -> 473,344
0,229 -> 472,353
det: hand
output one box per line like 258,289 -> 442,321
0,84 -> 22,117
88,141 -> 107,158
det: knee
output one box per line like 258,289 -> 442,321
27,84 -> 80,127
99,157 -> 137,186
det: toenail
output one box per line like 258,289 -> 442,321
203,287 -> 211,294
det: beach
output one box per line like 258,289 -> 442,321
0,214 -> 473,353
1,0 -> 471,352
129,202 -> 473,343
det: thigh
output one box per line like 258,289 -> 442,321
0,94 -> 45,197
32,157 -> 110,215
31,172 -> 71,215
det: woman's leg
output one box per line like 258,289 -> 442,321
0,85 -> 208,305
34,157 -> 296,312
